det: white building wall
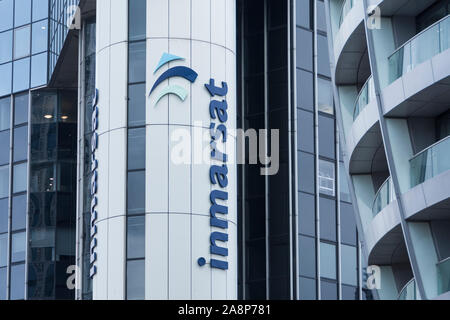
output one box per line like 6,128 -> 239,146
94,0 -> 237,300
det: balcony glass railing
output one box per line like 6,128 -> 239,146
353,76 -> 375,120
410,136 -> 450,188
398,279 -> 416,300
339,0 -> 354,27
372,177 -> 396,217
388,15 -> 450,84
437,258 -> 450,295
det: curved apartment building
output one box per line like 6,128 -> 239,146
325,0 -> 450,300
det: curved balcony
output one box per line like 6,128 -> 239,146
398,278 -> 417,300
410,136 -> 450,188
372,177 -> 395,217
388,14 -> 450,84
338,0 -> 354,28
437,257 -> 450,295
353,76 -> 375,121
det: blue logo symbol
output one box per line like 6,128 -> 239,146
149,53 -> 198,106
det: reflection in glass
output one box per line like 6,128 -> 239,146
14,26 -> 31,59
0,63 -> 12,96
0,166 -> 9,198
0,97 -> 10,131
0,131 -> 10,165
318,78 -> 333,115
12,194 -> 27,231
12,232 -> 26,262
129,42 -> 146,83
126,260 -> 145,300
13,126 -> 28,162
128,128 -> 146,171
13,58 -> 30,93
320,242 -> 336,280
31,52 -> 48,87
127,216 -> 145,259
0,0 -> 13,32
13,163 -> 27,194
129,0 -> 146,41
0,199 -> 7,233
32,0 -> 49,22
0,234 -> 7,267
341,245 -> 358,286
14,93 -> 29,126
127,171 -> 145,215
0,267 -> 5,300
128,83 -> 146,127
14,0 -> 32,27
0,30 -> 12,64
10,263 -> 25,300
32,20 -> 48,54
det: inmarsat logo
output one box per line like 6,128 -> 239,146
149,53 -> 198,105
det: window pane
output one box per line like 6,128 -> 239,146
129,0 -> 146,41
0,97 -> 10,131
14,0 -> 32,27
0,63 -> 12,96
0,199 -> 7,233
31,52 -> 48,87
342,245 -> 358,286
128,128 -> 145,170
318,78 -> 334,115
0,0 -> 13,32
296,28 -> 313,71
12,232 -> 26,262
298,192 -> 315,237
128,83 -> 146,127
320,280 -> 337,300
127,171 -> 145,214
32,20 -> 48,54
13,126 -> 28,162
320,197 -> 336,242
12,194 -> 26,231
297,109 -> 314,153
13,58 -> 30,93
318,34 -> 331,77
299,277 -> 316,300
14,26 -> 31,59
298,152 -> 315,194
32,0 -> 48,21
319,159 -> 335,196
0,166 -> 9,198
128,42 -> 146,83
0,130 -> 10,165
13,163 -> 27,194
296,0 -> 310,29
14,93 -> 28,126
341,202 -> 357,246
127,260 -> 145,300
318,115 -> 335,159
342,285 -> 359,300
0,267 -> 6,300
0,30 -> 12,64
299,235 -> 316,278
320,242 -> 336,280
127,216 -> 145,259
0,234 -> 7,267
339,163 -> 351,202
10,263 -> 25,300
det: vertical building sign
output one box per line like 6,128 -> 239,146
90,89 -> 100,278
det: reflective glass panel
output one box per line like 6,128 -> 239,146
0,0 -> 13,32
10,263 -> 25,300
127,216 -> 145,259
126,260 -> 145,300
13,58 -> 30,93
0,166 -> 9,198
14,25 -> 31,59
13,126 -> 28,162
12,194 -> 26,231
32,20 -> 48,54
128,128 -> 145,171
14,0 -> 32,27
12,232 -> 26,262
0,30 -> 12,64
14,93 -> 28,126
13,163 -> 27,194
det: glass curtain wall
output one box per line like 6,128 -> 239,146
126,0 -> 146,300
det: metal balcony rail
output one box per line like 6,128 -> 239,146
437,257 -> 450,295
388,14 -> 450,84
353,76 -> 375,121
410,135 -> 450,188
398,278 -> 416,300
372,177 -> 396,217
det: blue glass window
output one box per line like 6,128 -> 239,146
14,25 -> 31,59
32,20 -> 48,54
13,58 -> 30,93
0,31 -> 13,64
31,52 -> 47,87
14,0 -> 32,27
0,0 -> 13,32
10,263 -> 25,300
0,63 -> 12,96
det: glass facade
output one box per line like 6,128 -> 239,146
126,0 -> 146,300
237,0 -> 363,300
